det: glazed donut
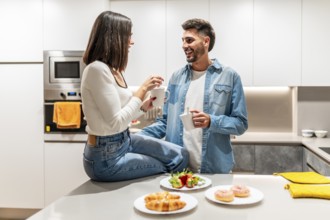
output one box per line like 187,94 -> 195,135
214,189 -> 234,202
230,185 -> 250,197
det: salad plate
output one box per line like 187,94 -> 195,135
160,175 -> 212,191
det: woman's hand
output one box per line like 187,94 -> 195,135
140,97 -> 157,112
134,75 -> 164,101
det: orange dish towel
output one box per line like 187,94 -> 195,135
53,102 -> 81,129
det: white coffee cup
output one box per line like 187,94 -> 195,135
150,86 -> 170,107
180,107 -> 195,131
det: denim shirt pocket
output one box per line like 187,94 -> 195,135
210,84 -> 232,114
211,84 -> 232,107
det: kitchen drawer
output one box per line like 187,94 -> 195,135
255,145 -> 303,174
232,144 -> 255,173
304,148 -> 330,176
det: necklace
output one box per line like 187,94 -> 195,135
111,68 -> 127,88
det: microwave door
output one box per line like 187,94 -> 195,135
50,57 -> 83,84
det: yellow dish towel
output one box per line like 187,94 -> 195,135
285,183 -> 330,199
53,102 -> 81,129
274,172 -> 330,184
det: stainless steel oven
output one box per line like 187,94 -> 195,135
43,50 -> 87,135
44,101 -> 86,134
44,50 -> 85,100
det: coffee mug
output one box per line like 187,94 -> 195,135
180,111 -> 195,131
150,86 -> 170,107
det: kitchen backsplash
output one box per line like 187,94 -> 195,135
244,87 -> 294,133
297,87 -> 330,135
133,86 -> 330,135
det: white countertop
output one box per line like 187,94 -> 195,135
27,174 -> 330,220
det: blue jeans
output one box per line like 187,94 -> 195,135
83,129 -> 189,182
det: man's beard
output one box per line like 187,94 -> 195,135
185,46 -> 205,63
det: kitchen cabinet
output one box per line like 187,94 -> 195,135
303,148 -> 330,176
232,144 -> 255,173
44,142 -> 89,206
232,144 -> 303,174
255,145 -> 303,174
0,0 -> 43,62
110,0 -> 167,85
43,0 -> 110,51
166,0 -> 208,82
210,0 -> 254,86
111,0 -> 303,86
302,0 -> 330,86
253,0 -> 301,86
0,64 -> 44,208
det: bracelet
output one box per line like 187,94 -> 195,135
140,107 -> 147,113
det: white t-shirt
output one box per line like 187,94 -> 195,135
81,61 -> 142,136
183,70 -> 206,172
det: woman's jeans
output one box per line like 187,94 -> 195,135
83,129 -> 189,182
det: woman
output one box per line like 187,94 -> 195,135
81,11 -> 188,182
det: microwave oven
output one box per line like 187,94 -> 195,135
49,56 -> 83,84
44,50 -> 85,101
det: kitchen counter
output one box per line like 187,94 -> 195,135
232,132 -> 303,144
233,132 -> 330,163
44,131 -> 330,163
27,174 -> 329,220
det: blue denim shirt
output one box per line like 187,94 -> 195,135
139,59 -> 248,173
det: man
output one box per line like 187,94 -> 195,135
139,18 -> 248,173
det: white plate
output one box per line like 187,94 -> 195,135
205,185 -> 264,205
160,175 -> 212,191
134,192 -> 198,215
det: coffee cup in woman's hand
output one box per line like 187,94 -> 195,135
150,86 -> 169,107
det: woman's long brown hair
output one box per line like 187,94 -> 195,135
83,11 -> 132,72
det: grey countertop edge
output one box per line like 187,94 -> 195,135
44,131 -> 330,163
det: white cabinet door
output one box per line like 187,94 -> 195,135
44,142 -> 89,206
166,0 -> 209,83
0,0 -> 42,62
110,1 -> 166,85
0,64 -> 44,208
254,0 -> 301,86
302,0 -> 330,86
210,0 -> 253,86
43,0 -> 110,51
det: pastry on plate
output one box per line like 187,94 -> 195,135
230,185 -> 250,197
144,191 -> 180,202
145,199 -> 186,212
214,189 -> 234,202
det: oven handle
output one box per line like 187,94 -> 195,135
44,102 -> 82,105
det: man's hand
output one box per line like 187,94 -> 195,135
190,109 -> 210,128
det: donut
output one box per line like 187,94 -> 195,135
214,189 -> 234,202
230,185 -> 250,197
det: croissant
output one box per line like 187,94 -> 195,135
144,191 -> 180,202
145,199 -> 186,212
